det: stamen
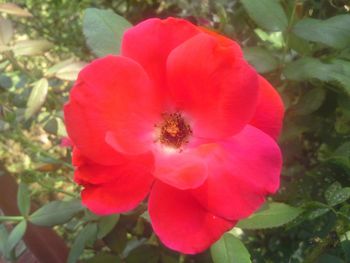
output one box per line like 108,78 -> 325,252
156,112 -> 192,149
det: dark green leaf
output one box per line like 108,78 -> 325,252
67,223 -> 98,263
86,253 -> 121,263
29,199 -> 83,226
243,47 -> 278,73
283,57 -> 341,82
25,78 -> 49,119
293,15 -> 350,49
241,0 -> 288,31
236,202 -> 302,229
17,183 -> 30,216
7,220 -> 27,252
126,245 -> 160,263
83,8 -> 132,57
97,214 -> 119,239
211,233 -> 251,263
294,87 -> 326,115
325,182 -> 350,206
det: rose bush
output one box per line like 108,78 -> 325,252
64,17 -> 284,254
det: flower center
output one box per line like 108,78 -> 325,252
157,112 -> 192,149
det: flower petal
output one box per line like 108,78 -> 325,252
79,157 -> 154,215
167,33 -> 259,139
121,17 -> 200,103
149,181 -> 236,254
64,55 -> 159,165
249,76 -> 285,140
191,125 -> 282,220
152,146 -> 208,190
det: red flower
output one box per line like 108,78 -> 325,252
64,17 -> 284,254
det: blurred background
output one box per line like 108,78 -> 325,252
1,0 -> 350,262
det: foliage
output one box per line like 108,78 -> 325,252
0,0 -> 350,262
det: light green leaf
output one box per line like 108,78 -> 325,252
7,220 -> 27,252
24,78 -> 49,119
325,182 -> 350,206
0,3 -> 32,17
25,78 -> 49,119
97,214 -> 120,239
211,233 -> 251,263
0,224 -> 9,257
243,47 -> 278,73
29,199 -> 83,226
68,223 -> 98,263
0,16 -> 13,45
293,15 -> 350,49
13,40 -> 53,56
241,0 -> 288,31
294,87 -> 326,115
236,202 -> 302,229
17,183 -> 31,216
55,61 -> 87,81
83,8 -> 132,57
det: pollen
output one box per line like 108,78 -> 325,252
157,112 -> 192,149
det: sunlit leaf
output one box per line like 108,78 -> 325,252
211,233 -> 251,263
0,16 -> 13,45
236,202 -> 302,229
17,183 -> 31,216
25,78 -> 49,119
241,0 -> 288,31
293,15 -> 350,49
29,199 -> 83,226
83,8 -> 132,57
55,61 -> 87,81
0,3 -> 32,17
13,39 -> 53,56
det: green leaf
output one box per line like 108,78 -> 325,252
29,199 -> 83,226
241,0 -> 288,31
325,182 -> 350,206
0,224 -> 9,257
126,245 -> 160,263
55,61 -> 87,81
83,8 -> 132,57
293,15 -> 350,49
294,87 -> 326,115
243,47 -> 278,73
17,183 -> 31,216
67,223 -> 98,263
0,3 -> 32,17
211,233 -> 251,263
236,202 -> 302,229
0,16 -> 13,45
13,40 -> 53,56
283,57 -> 341,82
7,220 -> 27,252
97,214 -> 119,239
86,253 -> 121,263
25,78 -> 49,119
